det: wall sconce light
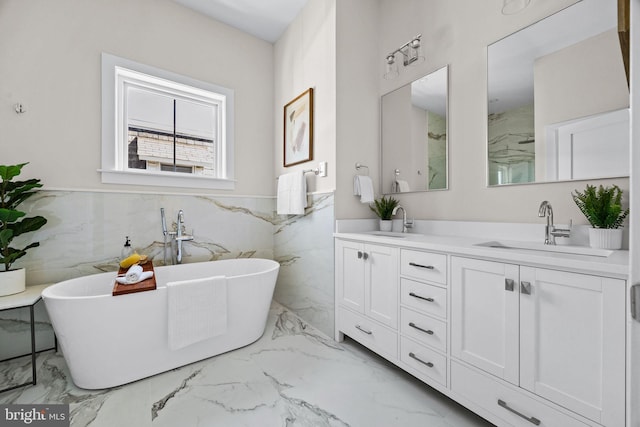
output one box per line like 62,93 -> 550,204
383,34 -> 424,80
501,0 -> 531,15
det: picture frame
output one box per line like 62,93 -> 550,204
283,88 -> 314,167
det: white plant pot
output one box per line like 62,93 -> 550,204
0,268 -> 26,296
588,228 -> 623,250
379,220 -> 393,232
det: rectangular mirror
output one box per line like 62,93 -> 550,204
487,0 -> 629,186
381,65 -> 449,194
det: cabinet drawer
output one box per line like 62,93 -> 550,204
338,306 -> 397,359
400,249 -> 447,284
400,336 -> 447,387
400,279 -> 447,319
451,361 -> 590,427
400,307 -> 447,352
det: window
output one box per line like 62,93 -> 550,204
101,53 -> 234,189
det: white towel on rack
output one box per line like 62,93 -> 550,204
167,275 -> 228,350
395,179 -> 410,192
277,171 -> 307,215
353,175 -> 375,203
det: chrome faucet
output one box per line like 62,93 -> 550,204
538,201 -> 570,245
175,210 -> 194,264
391,205 -> 413,233
160,208 -> 194,265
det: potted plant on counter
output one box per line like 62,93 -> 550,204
572,184 -> 629,249
0,163 -> 47,296
370,195 -> 399,232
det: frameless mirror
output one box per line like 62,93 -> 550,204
381,65 -> 449,194
487,0 -> 629,186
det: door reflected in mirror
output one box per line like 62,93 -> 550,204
381,65 -> 449,194
487,0 -> 629,186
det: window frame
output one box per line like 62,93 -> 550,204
101,53 -> 235,190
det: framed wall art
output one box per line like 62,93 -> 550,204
283,88 -> 313,167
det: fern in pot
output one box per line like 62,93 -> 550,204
0,163 -> 47,296
370,196 -> 399,232
571,184 -> 629,249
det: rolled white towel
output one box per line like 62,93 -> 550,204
126,264 -> 143,282
116,264 -> 152,285
116,270 -> 153,285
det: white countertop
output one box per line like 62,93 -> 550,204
334,231 -> 629,279
0,284 -> 53,311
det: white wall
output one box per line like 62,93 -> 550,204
274,0 -> 336,194
0,0 -> 274,196
335,0 -> 381,218
335,0 -> 629,225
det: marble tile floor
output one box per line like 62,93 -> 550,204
0,302 -> 494,427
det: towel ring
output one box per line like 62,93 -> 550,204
355,163 -> 369,175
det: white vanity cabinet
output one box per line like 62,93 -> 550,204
334,233 -> 628,427
451,256 -> 626,427
335,239 -> 399,359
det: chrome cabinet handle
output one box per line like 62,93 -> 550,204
409,262 -> 435,270
409,292 -> 434,302
363,252 -> 369,260
355,325 -> 372,335
409,352 -> 434,367
497,399 -> 541,425
409,322 -> 434,335
505,278 -> 515,292
521,281 -> 532,295
357,251 -> 363,259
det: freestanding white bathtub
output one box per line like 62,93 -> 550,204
42,259 -> 279,389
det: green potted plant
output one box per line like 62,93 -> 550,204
571,184 -> 629,249
0,163 -> 47,296
370,195 -> 399,232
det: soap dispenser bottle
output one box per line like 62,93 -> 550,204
121,236 -> 134,259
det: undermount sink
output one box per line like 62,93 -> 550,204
474,240 -> 614,258
368,232 -> 408,238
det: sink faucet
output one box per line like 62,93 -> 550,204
392,205 -> 413,233
175,210 -> 194,264
538,201 -> 570,245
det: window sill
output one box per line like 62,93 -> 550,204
99,169 -> 236,190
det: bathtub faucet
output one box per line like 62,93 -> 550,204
175,210 -> 194,264
160,208 -> 194,265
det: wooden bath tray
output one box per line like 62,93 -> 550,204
112,261 -> 157,296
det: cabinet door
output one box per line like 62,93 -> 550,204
365,244 -> 399,328
335,240 -> 365,313
519,267 -> 625,426
451,257 -> 519,385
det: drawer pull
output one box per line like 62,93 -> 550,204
409,262 -> 435,270
355,325 -> 372,335
408,352 -> 434,367
521,281 -> 532,295
408,322 -> 434,335
409,292 -> 434,302
497,399 -> 541,425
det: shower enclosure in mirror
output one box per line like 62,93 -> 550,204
381,65 -> 448,194
487,0 -> 629,186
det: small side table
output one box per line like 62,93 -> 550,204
0,284 -> 56,394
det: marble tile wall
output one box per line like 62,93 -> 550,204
17,191 -> 276,284
273,192 -> 335,338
